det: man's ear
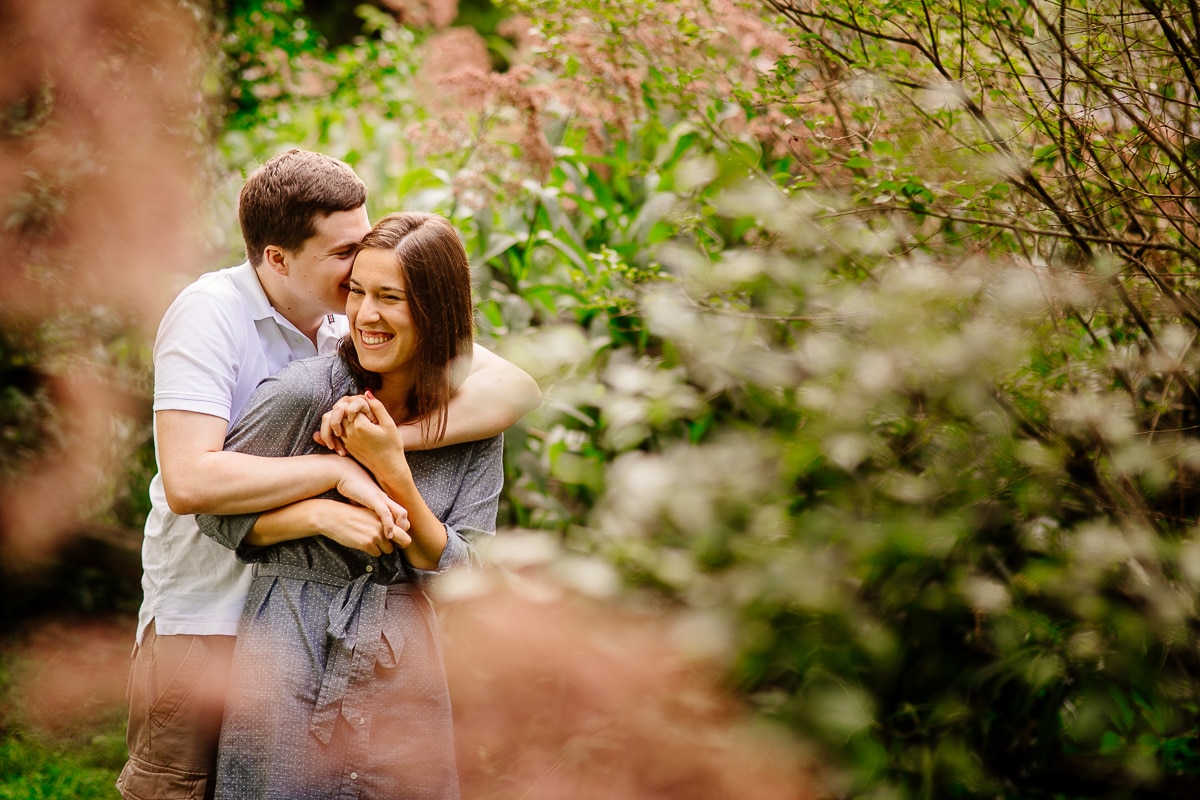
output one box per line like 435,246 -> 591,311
264,245 -> 289,276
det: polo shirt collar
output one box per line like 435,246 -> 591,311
230,261 -> 276,323
231,261 -> 346,354
316,314 -> 346,354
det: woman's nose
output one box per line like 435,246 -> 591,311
358,297 -> 381,320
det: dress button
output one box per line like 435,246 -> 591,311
350,772 -> 358,780
365,565 -> 373,573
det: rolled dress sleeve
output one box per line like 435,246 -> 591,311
435,433 -> 504,570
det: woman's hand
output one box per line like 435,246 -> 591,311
314,394 -> 378,456
324,391 -> 407,477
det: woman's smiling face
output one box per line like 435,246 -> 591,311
346,247 -> 417,376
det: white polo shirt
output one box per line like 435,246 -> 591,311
136,262 -> 347,641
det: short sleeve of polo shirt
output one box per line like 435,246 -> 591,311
152,282 -> 250,422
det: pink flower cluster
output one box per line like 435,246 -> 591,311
399,0 -> 831,206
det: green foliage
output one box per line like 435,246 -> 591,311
217,0 -> 331,130
0,325 -> 55,480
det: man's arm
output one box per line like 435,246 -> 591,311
401,343 -> 540,450
158,409 -> 403,539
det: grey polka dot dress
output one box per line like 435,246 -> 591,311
196,353 -> 502,800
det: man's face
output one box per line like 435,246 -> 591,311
284,206 -> 372,315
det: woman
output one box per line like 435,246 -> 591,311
197,212 -> 502,800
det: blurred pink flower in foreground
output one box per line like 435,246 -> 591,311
4,617 -> 131,735
8,582 -> 827,798
443,581 -> 826,800
0,0 -> 204,566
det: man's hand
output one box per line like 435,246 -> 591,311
321,502 -> 412,556
332,454 -> 410,541
245,497 -> 412,554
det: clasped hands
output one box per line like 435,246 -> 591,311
314,391 -> 413,556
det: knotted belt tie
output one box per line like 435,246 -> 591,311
254,562 -> 422,745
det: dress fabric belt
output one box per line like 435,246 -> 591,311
253,562 -> 422,744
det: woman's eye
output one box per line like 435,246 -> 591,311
348,286 -> 364,295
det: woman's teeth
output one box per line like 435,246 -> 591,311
360,331 -> 392,345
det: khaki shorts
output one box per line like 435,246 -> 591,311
116,622 -> 236,800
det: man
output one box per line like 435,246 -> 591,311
117,149 -> 541,800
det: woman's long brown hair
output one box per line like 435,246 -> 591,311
338,212 -> 474,443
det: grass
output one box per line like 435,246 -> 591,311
0,615 -> 131,800
0,731 -> 124,800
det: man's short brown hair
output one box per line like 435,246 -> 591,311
238,149 -> 367,266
